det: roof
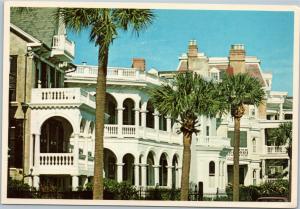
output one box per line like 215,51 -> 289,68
246,63 -> 266,87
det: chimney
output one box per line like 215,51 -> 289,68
188,40 -> 198,57
229,44 -> 246,74
132,58 -> 146,71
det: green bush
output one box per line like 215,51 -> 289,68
7,179 -> 37,198
226,179 -> 289,201
145,187 -> 180,200
85,179 -> 138,200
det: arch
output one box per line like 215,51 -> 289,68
123,98 -> 135,125
159,153 -> 168,186
122,153 -> 135,185
209,67 -> 220,81
146,101 -> 154,128
104,148 -> 117,180
209,161 -> 215,176
105,93 -> 118,124
146,151 -> 155,186
37,112 -> 77,134
40,116 -> 73,153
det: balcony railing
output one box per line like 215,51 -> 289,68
31,88 -> 95,109
52,35 -> 75,58
197,136 -> 231,147
104,124 -> 182,144
39,153 -> 74,166
67,66 -> 162,85
266,146 -> 287,154
227,148 -> 248,159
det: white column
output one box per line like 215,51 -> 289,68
141,164 -> 147,187
84,176 -> 89,188
29,135 -> 34,169
262,159 -> 266,182
116,163 -> 124,182
33,175 -> 39,189
85,138 -> 88,170
166,116 -> 172,132
257,168 -> 261,185
141,111 -> 147,127
73,133 -> 79,167
154,110 -> 159,130
34,133 -> 40,167
224,163 -> 228,188
215,161 -> 220,189
117,108 -> 124,138
167,166 -> 173,188
37,60 -> 42,88
177,167 -> 182,189
279,103 -> 284,120
72,176 -> 79,191
134,108 -> 140,127
134,164 -> 140,186
153,165 -> 160,186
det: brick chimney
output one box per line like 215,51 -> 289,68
188,40 -> 198,57
229,44 -> 246,74
132,58 -> 145,71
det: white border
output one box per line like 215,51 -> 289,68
1,1 -> 299,208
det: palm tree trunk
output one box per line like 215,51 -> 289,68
93,46 -> 109,200
233,116 -> 240,201
180,131 -> 192,201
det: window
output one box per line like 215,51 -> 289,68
252,138 -> 256,153
206,126 -> 210,136
253,170 -> 257,185
210,68 -> 220,81
228,131 -> 247,147
9,56 -> 18,101
209,161 -> 215,176
88,122 -> 94,134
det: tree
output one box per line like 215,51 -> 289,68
219,73 -> 265,201
149,72 -> 224,200
268,121 -> 292,200
59,8 -> 154,200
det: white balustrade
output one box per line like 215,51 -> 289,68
52,35 -> 75,57
228,148 -> 248,159
39,153 -> 74,166
266,146 -> 286,154
31,88 -> 95,108
197,136 -> 231,147
66,66 -> 162,85
122,125 -> 136,137
104,124 -> 118,137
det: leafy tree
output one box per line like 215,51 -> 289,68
59,8 -> 154,199
268,121 -> 292,200
150,72 -> 223,200
219,73 -> 265,201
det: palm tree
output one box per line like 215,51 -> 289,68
219,73 -> 265,201
150,72 -> 224,200
59,8 -> 154,200
269,121 -> 292,200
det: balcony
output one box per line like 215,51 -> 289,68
66,66 -> 163,86
227,148 -> 249,160
265,146 -> 287,156
104,124 -> 182,144
51,35 -> 75,61
197,136 -> 231,148
30,88 -> 95,109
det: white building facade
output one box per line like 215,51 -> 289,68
9,10 -> 291,194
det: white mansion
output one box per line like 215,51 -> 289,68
9,8 -> 292,195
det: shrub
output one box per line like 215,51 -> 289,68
145,187 -> 180,200
7,179 -> 37,198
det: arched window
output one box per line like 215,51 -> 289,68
210,68 -> 220,81
252,138 -> 256,153
209,161 -> 215,176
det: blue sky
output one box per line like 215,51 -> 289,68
68,9 -> 294,96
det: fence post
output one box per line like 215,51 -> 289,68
198,182 -> 203,201
216,187 -> 219,200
